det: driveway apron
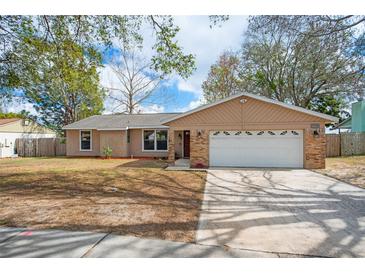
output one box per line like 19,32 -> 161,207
196,169 -> 365,257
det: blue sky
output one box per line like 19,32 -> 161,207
101,16 -> 248,114
7,16 -> 248,114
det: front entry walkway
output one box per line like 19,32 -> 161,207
174,158 -> 190,167
165,159 -> 193,171
196,169 -> 365,258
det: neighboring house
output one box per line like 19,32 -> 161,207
335,101 -> 365,132
0,118 -> 56,158
63,92 -> 338,169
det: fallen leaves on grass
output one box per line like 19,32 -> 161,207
0,158 -> 206,243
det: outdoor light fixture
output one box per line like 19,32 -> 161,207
197,129 -> 204,138
310,123 -> 320,138
240,98 -> 247,104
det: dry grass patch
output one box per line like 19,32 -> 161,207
0,157 -> 206,243
316,156 -> 365,189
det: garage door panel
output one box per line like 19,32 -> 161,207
209,130 -> 303,168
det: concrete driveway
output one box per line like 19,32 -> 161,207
196,169 -> 365,257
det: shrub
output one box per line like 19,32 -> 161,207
103,146 -> 113,158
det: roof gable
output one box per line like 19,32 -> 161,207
162,92 -> 339,124
0,118 -> 55,134
0,118 -> 21,126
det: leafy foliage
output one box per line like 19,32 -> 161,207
0,111 -> 28,119
16,35 -> 105,133
148,16 -> 195,79
203,16 -> 365,118
0,16 -> 196,130
308,96 -> 350,122
202,52 -> 243,103
102,146 -> 113,158
241,16 -> 365,106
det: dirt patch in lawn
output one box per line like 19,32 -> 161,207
316,156 -> 365,189
0,157 -> 206,243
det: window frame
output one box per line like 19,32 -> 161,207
79,129 -> 92,151
142,129 -> 168,152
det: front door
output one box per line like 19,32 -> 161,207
183,130 -> 190,158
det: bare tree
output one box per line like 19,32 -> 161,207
104,44 -> 164,114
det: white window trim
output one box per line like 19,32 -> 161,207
142,129 -> 168,152
79,129 -> 92,152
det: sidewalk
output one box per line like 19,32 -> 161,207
0,226 -> 277,258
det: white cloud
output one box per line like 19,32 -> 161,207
135,16 -> 248,96
175,96 -> 204,113
172,16 -> 248,95
137,104 -> 165,113
4,100 -> 38,115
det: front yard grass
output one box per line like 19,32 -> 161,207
317,156 -> 365,189
0,157 -> 206,243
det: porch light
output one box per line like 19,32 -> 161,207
197,129 -> 204,138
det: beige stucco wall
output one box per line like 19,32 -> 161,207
66,128 -> 168,158
167,95 -> 328,169
99,130 -> 128,157
0,119 -> 55,134
66,129 -> 100,156
128,129 -> 168,158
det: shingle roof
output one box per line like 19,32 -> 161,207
62,113 -> 181,130
0,118 -> 21,126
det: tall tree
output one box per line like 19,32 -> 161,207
204,16 -> 365,111
17,37 -> 105,133
202,52 -> 242,103
0,16 -> 196,129
104,43 -> 163,114
241,16 -> 365,107
0,16 -> 195,83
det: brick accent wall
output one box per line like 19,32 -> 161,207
168,129 -> 175,162
304,127 -> 326,169
190,129 -> 209,168
168,127 -> 326,169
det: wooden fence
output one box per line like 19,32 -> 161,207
16,138 -> 66,157
326,133 -> 365,157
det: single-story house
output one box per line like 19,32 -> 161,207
0,118 -> 56,158
63,92 -> 338,169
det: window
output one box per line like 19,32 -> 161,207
143,130 -> 155,150
80,130 -> 92,151
156,130 -> 168,150
143,129 -> 168,151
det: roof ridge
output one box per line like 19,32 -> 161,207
98,112 -> 182,116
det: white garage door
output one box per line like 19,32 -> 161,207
209,130 -> 303,168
